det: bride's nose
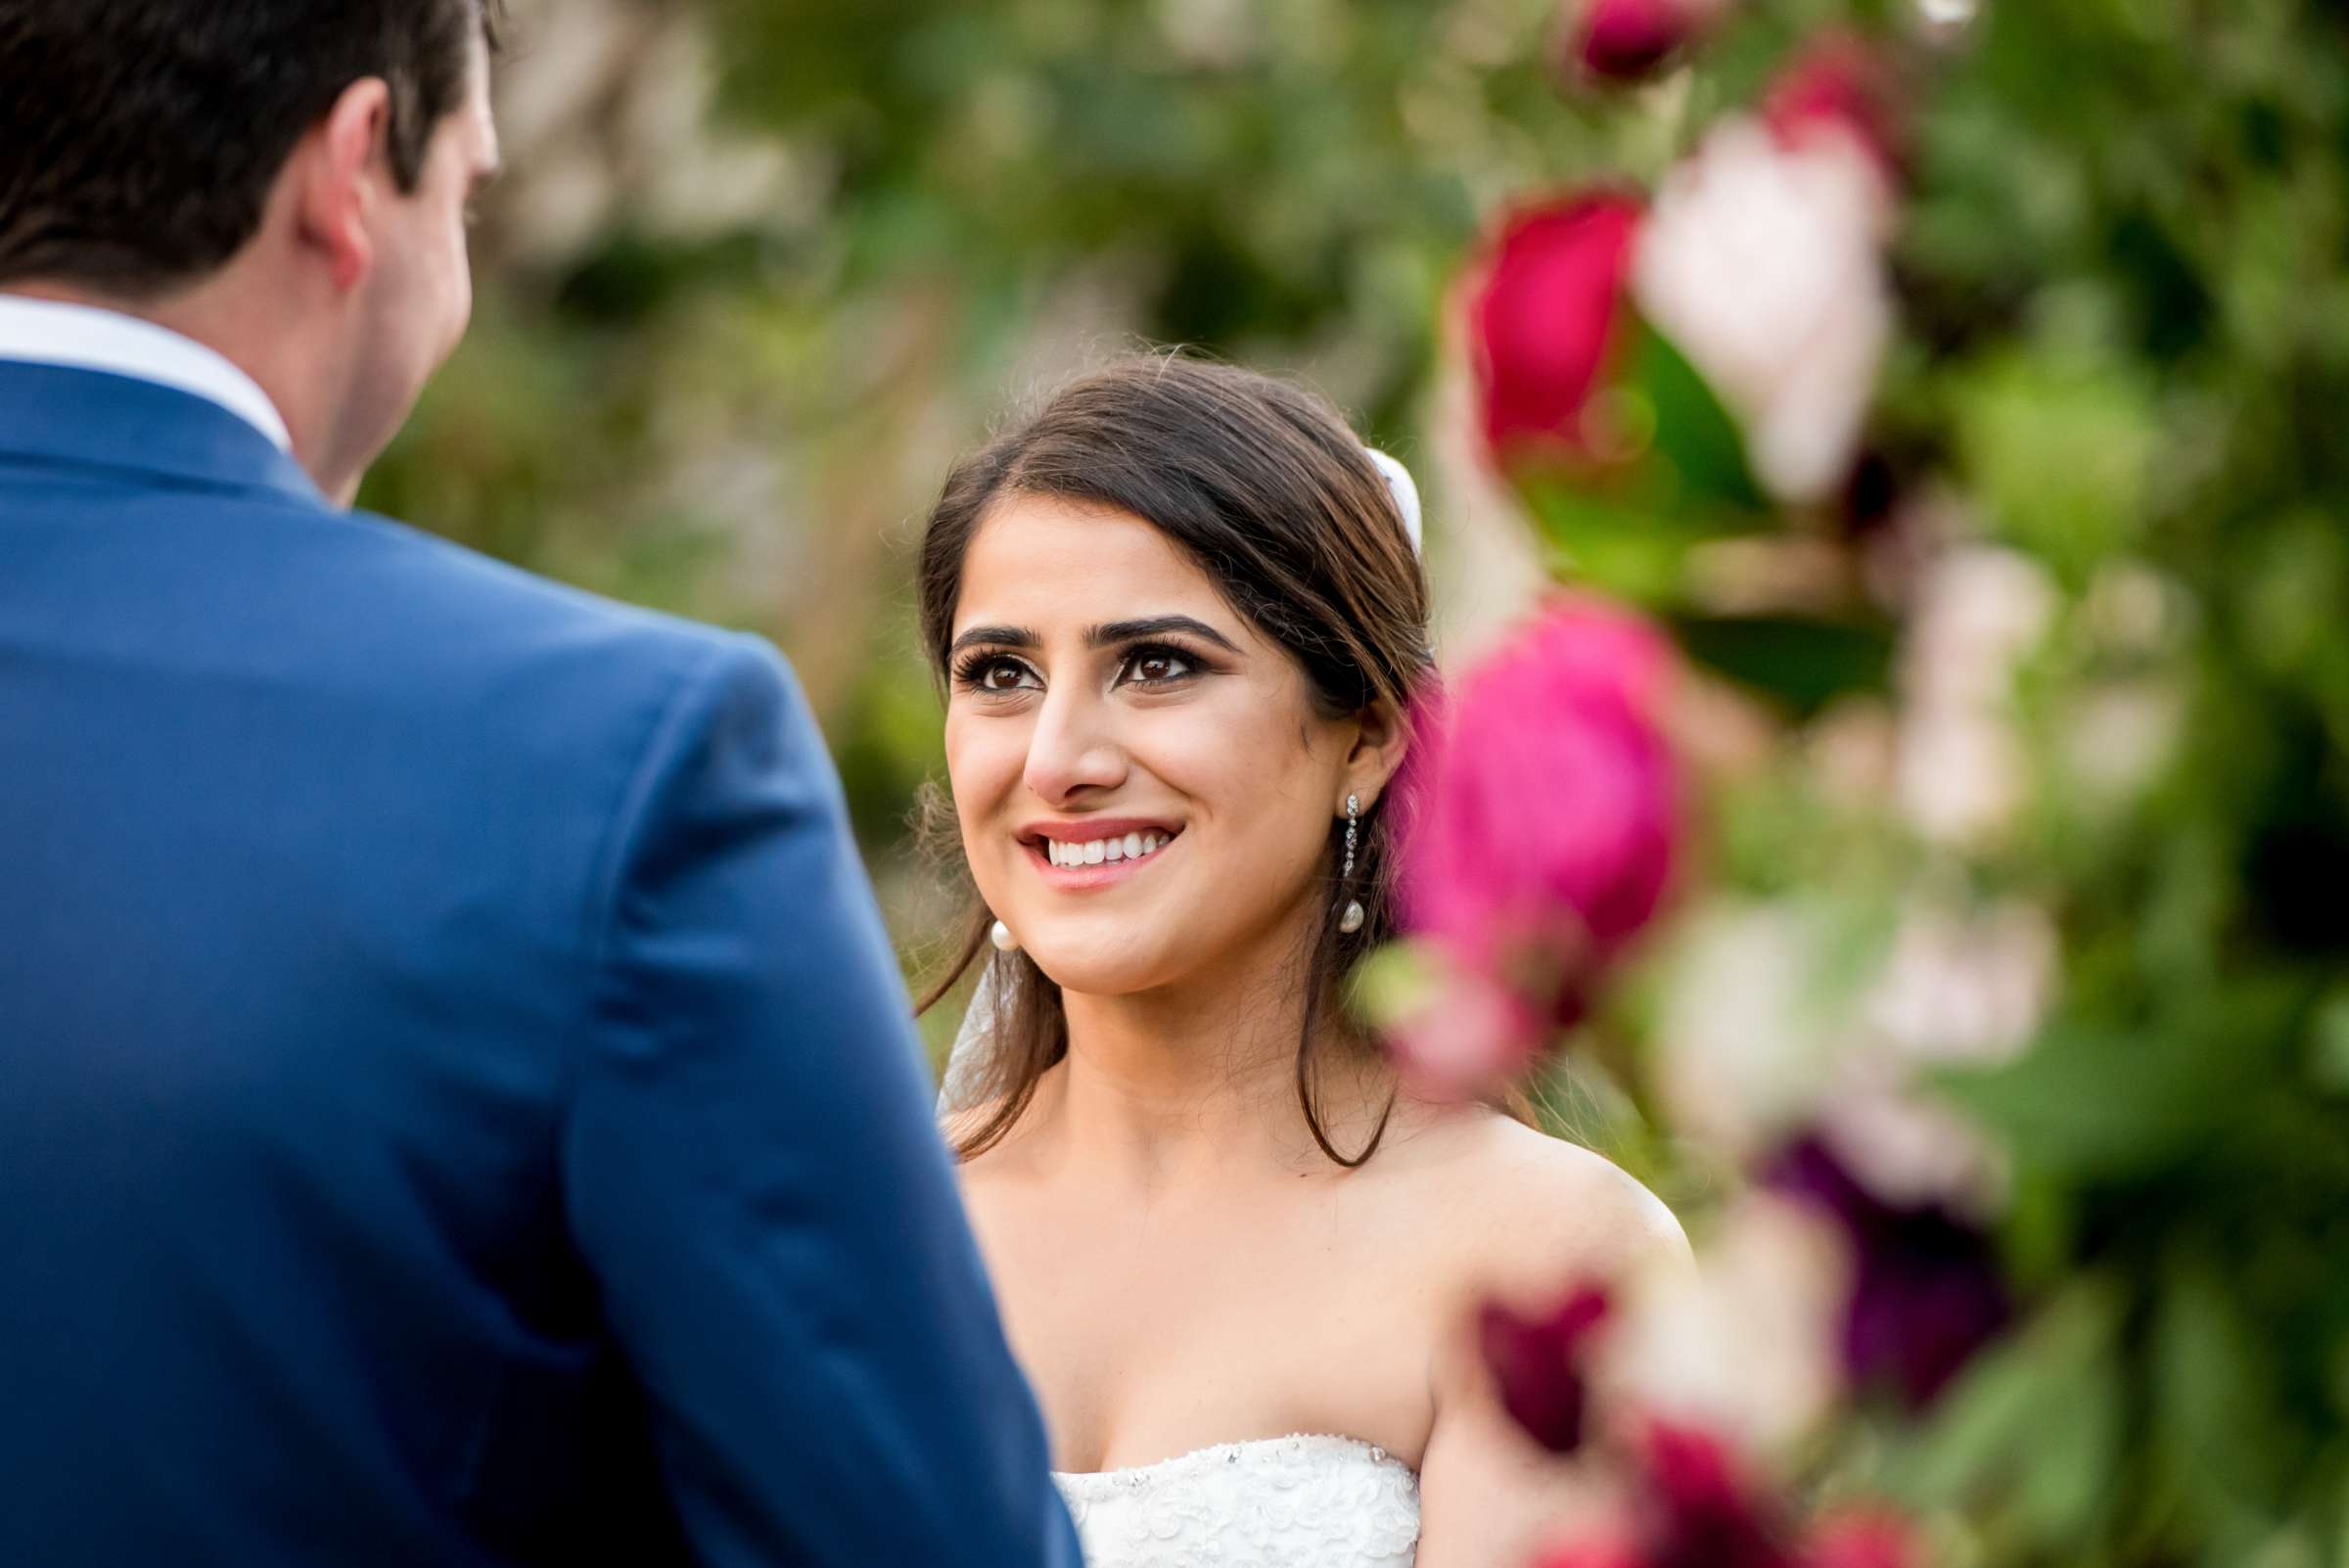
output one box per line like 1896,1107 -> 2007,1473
1022,685 -> 1127,805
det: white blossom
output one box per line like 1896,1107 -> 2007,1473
1633,117 -> 1894,503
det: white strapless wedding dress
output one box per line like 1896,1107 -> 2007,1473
1052,1433 -> 1419,1568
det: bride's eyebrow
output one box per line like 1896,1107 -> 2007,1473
948,624 -> 1037,656
1084,616 -> 1241,653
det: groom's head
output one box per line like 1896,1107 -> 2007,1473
0,0 -> 505,502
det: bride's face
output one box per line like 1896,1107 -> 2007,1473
944,495 -> 1358,998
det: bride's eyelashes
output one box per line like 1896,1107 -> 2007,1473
952,650 -> 1040,696
949,640 -> 1217,702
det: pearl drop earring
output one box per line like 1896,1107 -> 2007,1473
1338,793 -> 1365,936
990,918 -> 1018,953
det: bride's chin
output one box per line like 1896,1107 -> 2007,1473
1018,941 -> 1181,1002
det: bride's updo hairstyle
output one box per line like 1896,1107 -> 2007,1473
916,352 -> 1435,1168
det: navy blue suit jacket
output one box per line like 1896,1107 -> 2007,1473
0,360 -> 1077,1568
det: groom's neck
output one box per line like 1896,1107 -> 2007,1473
7,271 -> 359,506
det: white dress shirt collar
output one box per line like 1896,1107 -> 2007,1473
0,293 -> 294,454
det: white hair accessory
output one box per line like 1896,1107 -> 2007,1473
1364,448 -> 1423,556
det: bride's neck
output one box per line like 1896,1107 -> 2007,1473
1044,938 -> 1387,1183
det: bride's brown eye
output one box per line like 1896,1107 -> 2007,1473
1122,646 -> 1195,686
953,653 -> 1036,694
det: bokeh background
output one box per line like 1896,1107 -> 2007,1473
366,0 -> 1572,1016
371,1 -> 2349,1562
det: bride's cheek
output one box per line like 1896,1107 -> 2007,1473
945,713 -> 1025,803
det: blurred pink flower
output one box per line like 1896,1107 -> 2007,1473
1467,194 -> 1646,466
1538,1540 -> 1650,1568
1766,1136 -> 2012,1409
1385,957 -> 1545,1101
1479,1286 -> 1614,1454
1541,1417 -> 1932,1568
1801,1511 -> 1926,1568
1557,0 -> 1731,85
1398,600 -> 1681,1086
1765,32 -> 1907,179
1644,1422 -> 1798,1566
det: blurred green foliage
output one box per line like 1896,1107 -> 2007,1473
1530,2 -> 2349,1563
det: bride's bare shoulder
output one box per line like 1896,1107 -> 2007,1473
1401,1107 -> 1691,1297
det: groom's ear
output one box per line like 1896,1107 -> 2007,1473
292,78 -> 395,294
1342,698 -> 1411,813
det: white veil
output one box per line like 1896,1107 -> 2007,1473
936,448 -> 1424,1115
938,953 -> 1009,1117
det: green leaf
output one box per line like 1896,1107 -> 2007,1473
1932,984 -> 2304,1185
1948,348 -> 2160,586
1667,612 -> 1897,719
1896,1277 -> 2127,1552
2153,1252 -> 2294,1535
2308,991 -> 2349,1097
1526,484 -> 1730,607
1627,322 -> 1768,513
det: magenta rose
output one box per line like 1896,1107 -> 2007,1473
1559,0 -> 1730,85
1639,1421 -> 1800,1568
1405,599 -> 1681,1009
1468,194 -> 1645,465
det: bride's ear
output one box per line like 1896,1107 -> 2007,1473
1341,698 -> 1411,813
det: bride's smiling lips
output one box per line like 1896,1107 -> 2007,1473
1018,816 -> 1184,890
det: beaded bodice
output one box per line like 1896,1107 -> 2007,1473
1051,1433 -> 1419,1568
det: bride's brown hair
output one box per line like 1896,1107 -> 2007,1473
914,352 -> 1436,1168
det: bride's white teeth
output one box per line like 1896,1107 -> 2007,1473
1040,831 -> 1176,867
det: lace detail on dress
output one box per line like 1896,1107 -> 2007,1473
1052,1433 -> 1419,1568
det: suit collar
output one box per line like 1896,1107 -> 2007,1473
0,296 -> 294,453
0,359 -> 326,510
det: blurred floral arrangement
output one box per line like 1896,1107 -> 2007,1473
381,3 -> 2349,1549
1366,2 -> 2349,1564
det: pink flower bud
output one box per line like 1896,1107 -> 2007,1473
1467,195 -> 1645,467
1764,32 -> 1906,182
1563,0 -> 1704,84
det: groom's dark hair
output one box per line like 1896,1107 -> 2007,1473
0,0 -> 504,296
